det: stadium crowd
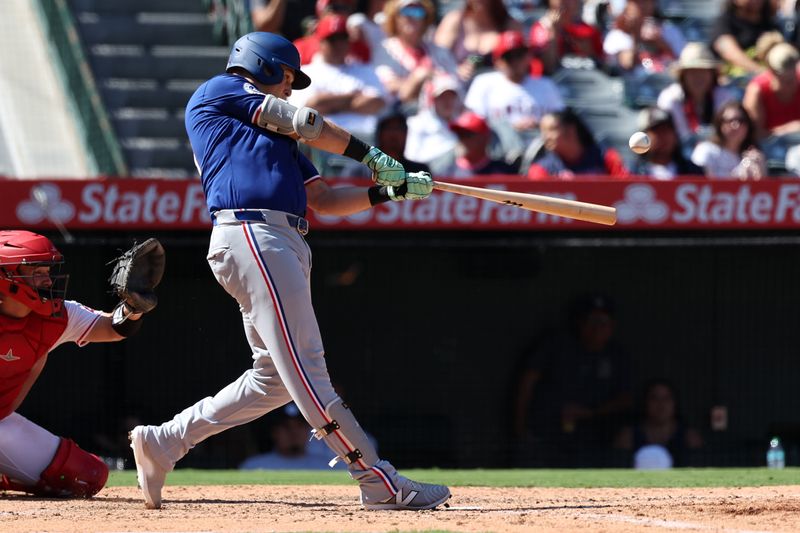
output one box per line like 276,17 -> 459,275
245,0 -> 800,180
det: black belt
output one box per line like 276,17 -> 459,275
211,209 -> 309,235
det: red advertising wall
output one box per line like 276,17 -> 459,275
3,177 -> 800,230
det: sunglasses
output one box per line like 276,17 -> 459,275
721,116 -> 746,126
399,5 -> 427,20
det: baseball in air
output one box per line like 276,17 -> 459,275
629,131 -> 651,154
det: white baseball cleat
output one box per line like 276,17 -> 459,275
363,476 -> 451,511
129,426 -> 167,509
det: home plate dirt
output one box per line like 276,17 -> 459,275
2,485 -> 800,532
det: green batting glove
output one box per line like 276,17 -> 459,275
363,147 -> 405,187
388,171 -> 434,201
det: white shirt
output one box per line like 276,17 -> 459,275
405,110 -> 458,167
602,22 -> 686,59
657,83 -> 737,142
464,71 -> 565,126
54,300 -> 104,349
691,141 -> 743,178
373,37 -> 460,97
288,58 -> 388,139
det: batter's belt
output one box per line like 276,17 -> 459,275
211,209 -> 309,235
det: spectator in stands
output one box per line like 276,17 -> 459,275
512,293 -> 633,467
434,0 -> 524,82
293,0 -> 371,64
743,42 -> 800,138
528,0 -> 606,75
250,0 -> 318,41
711,0 -> 780,78
603,0 -> 685,74
525,109 -> 629,180
441,111 -> 518,178
691,101 -> 767,179
613,379 -> 703,468
288,14 -> 388,141
375,110 -> 431,174
406,75 -> 462,175
464,31 -> 565,136
657,42 -> 738,145
753,30 -> 788,69
347,0 -> 389,60
373,0 -> 460,106
240,403 -> 344,470
629,107 -> 703,178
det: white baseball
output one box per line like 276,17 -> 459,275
629,131 -> 651,154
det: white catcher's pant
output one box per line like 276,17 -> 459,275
143,211 -> 399,502
0,412 -> 60,485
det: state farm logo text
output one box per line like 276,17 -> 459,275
673,183 -> 800,223
16,183 -> 210,225
616,183 -> 800,225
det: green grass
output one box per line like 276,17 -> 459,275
108,467 -> 800,488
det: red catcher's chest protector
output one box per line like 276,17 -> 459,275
0,310 -> 67,419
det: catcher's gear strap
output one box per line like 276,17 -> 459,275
311,397 -> 379,468
254,94 -> 323,140
111,301 -> 143,337
37,438 -> 108,498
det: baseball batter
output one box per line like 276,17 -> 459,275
0,231 -> 158,498
129,32 -> 451,511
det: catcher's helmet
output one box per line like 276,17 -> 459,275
0,230 -> 68,316
226,32 -> 311,89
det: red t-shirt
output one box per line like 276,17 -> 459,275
751,70 -> 800,130
294,35 -> 371,65
529,21 -> 604,60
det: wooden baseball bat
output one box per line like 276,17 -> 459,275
432,180 -> 617,226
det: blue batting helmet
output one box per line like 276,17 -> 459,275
226,32 -> 311,89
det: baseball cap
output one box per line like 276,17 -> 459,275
569,293 -> 616,320
766,42 -> 799,74
430,75 -> 461,98
449,111 -> 490,135
316,14 -> 349,40
638,107 -> 673,131
493,30 -> 528,62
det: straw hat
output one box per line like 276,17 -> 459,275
670,42 -> 719,77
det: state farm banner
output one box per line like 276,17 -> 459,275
2,177 -> 800,230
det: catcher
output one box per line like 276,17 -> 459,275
0,230 -> 163,498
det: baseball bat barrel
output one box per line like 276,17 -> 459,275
432,181 -> 617,226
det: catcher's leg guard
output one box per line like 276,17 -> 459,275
312,397 -> 399,504
34,438 -> 108,498
0,474 -> 32,493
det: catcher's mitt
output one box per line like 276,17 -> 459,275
108,238 -> 165,314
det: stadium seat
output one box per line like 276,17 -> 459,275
67,0 -> 221,177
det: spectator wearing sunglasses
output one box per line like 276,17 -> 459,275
690,101 -> 766,179
372,0 -> 461,105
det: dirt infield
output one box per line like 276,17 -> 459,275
2,485 -> 800,532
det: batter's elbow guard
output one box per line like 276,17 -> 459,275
36,438 -> 109,498
292,105 -> 323,140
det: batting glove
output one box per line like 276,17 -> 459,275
362,147 -> 406,187
388,171 -> 434,201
